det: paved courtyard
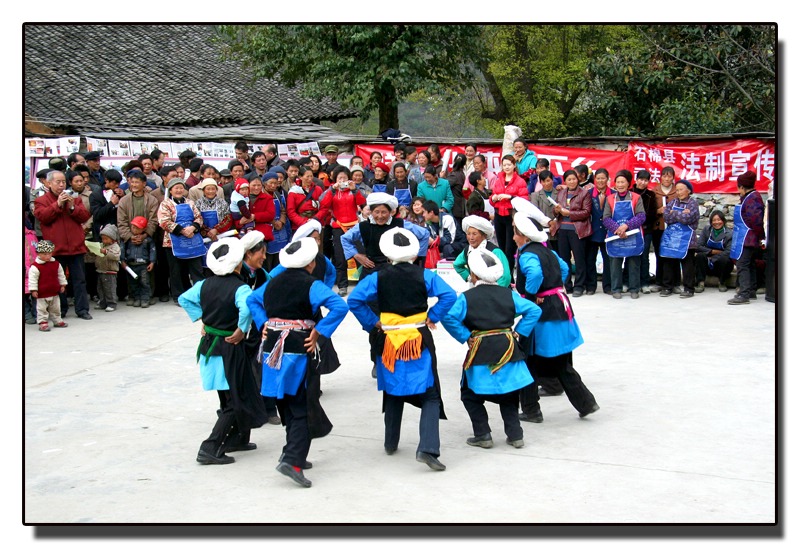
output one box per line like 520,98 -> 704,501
21,282 -> 777,527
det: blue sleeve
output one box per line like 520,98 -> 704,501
178,280 -> 205,322
519,253 -> 544,295
234,285 -> 254,332
324,257 -> 337,288
268,264 -> 285,278
341,223 -> 362,259
246,280 -> 269,331
309,280 -> 348,338
440,294 -> 470,344
403,220 -> 429,256
347,273 -> 380,331
423,269 -> 458,323
553,250 -> 570,283
512,291 -> 541,337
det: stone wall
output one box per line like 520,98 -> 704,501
693,192 -> 768,231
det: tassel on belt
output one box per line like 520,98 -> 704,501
261,318 -> 316,370
380,312 -> 427,373
462,328 -> 516,374
536,286 -> 573,320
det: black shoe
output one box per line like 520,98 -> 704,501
25,316 -> 36,325
371,364 -> 377,379
267,415 -> 282,425
659,290 -> 671,297
728,294 -> 751,305
579,403 -> 600,418
196,449 -> 235,465
572,289 -> 584,298
227,442 -> 257,453
466,433 -> 493,448
416,451 -> 446,471
126,297 -> 135,306
679,291 -> 693,298
506,437 -> 525,448
612,292 -> 622,299
586,289 -> 595,296
278,452 -> 312,469
77,312 -> 93,320
159,295 -> 170,302
276,461 -> 312,487
538,387 -> 563,397
149,297 -> 157,305
630,291 -> 640,299
603,289 -> 612,295
385,446 -> 397,455
519,410 -> 543,423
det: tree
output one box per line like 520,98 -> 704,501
475,25 -> 631,138
582,24 -> 776,136
215,25 -> 486,133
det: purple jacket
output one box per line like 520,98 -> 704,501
740,190 -> 765,248
663,197 -> 700,250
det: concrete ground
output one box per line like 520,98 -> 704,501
22,282 -> 776,526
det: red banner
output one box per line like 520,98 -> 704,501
626,139 -> 773,193
354,138 -> 774,193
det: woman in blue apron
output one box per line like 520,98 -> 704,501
157,177 -> 206,304
194,179 -> 233,274
659,179 -> 699,298
601,169 -> 646,299
385,162 -> 416,211
694,210 -> 734,292
728,170 -> 765,305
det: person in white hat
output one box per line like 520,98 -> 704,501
348,227 -> 457,472
246,237 -> 348,488
441,247 -> 541,449
265,218 -> 336,288
178,237 -> 269,466
237,230 -> 282,426
511,213 -> 599,423
340,192 -> 429,280
453,215 -> 512,287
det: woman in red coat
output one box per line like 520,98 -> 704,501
287,166 -> 323,231
248,176 -> 276,242
490,154 -> 530,268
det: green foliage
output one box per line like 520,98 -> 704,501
215,25 -> 485,131
583,24 -> 775,136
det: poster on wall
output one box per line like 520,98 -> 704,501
107,140 -> 131,157
211,142 -> 236,159
86,138 -> 109,156
26,138 -> 45,157
277,141 -> 320,161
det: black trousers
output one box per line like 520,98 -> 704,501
56,254 -> 89,316
165,252 -> 204,300
277,381 -> 311,468
461,373 -> 523,442
494,214 -> 517,270
384,386 -> 441,456
520,352 -> 597,416
153,235 -> 171,299
331,227 -> 349,290
584,239 -> 610,292
694,252 -> 734,285
199,390 -> 250,457
663,250 -> 696,293
557,230 -> 587,292
735,246 -> 758,297
322,224 -> 334,259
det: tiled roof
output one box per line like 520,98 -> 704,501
24,24 -> 358,131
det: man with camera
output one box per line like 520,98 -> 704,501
33,170 -> 93,320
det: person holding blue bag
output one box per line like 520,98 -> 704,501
727,171 -> 765,305
660,180 -> 699,298
602,170 -> 646,299
157,177 -> 205,305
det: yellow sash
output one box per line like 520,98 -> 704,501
380,311 -> 427,373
